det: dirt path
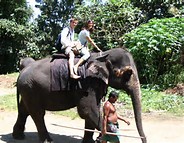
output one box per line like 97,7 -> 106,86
0,74 -> 184,143
0,110 -> 184,143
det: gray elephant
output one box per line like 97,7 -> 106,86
12,47 -> 147,143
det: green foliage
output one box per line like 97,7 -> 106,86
123,18 -> 184,88
106,87 -> 184,116
74,1 -> 145,50
0,0 -> 33,24
141,88 -> 184,116
131,0 -> 184,21
0,0 -> 40,73
107,87 -> 132,108
53,108 -> 79,119
36,0 -> 82,56
0,19 -> 40,73
0,94 -> 17,111
177,70 -> 184,83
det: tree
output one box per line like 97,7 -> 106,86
74,1 -> 145,50
0,0 -> 33,24
0,0 -> 38,74
130,0 -> 184,21
123,18 -> 184,88
35,0 -> 82,55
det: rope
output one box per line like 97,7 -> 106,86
51,123 -> 145,139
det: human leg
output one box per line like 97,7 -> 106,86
73,58 -> 84,74
66,48 -> 80,79
74,47 -> 90,74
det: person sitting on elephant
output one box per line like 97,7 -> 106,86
101,91 -> 130,143
73,20 -> 102,75
60,18 -> 81,79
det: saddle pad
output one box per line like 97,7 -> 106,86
50,58 -> 86,91
50,59 -> 69,91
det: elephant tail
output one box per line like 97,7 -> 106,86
16,85 -> 20,112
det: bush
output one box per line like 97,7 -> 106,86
123,17 -> 184,88
0,19 -> 40,73
74,1 -> 145,50
141,88 -> 184,116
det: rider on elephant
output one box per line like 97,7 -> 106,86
60,18 -> 80,79
73,20 -> 102,75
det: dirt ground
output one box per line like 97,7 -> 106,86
0,111 -> 184,143
0,74 -> 184,143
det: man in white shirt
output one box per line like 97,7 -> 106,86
60,18 -> 80,79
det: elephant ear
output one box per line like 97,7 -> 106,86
86,61 -> 109,84
95,53 -> 108,62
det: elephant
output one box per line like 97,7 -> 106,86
12,47 -> 147,143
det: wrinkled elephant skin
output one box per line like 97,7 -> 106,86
12,48 -> 147,143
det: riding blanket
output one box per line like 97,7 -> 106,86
50,57 -> 86,91
50,53 -> 108,91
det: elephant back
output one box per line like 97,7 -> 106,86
50,55 -> 109,92
50,58 -> 86,91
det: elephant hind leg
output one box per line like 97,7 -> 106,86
12,100 -> 29,139
30,110 -> 53,143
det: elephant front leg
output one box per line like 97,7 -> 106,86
82,120 -> 95,143
30,110 -> 53,143
12,101 -> 29,140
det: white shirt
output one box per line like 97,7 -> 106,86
60,27 -> 74,47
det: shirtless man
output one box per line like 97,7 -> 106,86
101,91 -> 130,143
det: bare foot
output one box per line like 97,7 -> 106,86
70,74 -> 80,79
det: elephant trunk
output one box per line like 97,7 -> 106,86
129,80 -> 147,143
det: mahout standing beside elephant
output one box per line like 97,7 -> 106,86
12,47 -> 147,143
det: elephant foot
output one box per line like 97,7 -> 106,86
82,139 -> 95,143
41,139 -> 54,143
12,132 -> 25,140
12,124 -> 25,140
95,136 -> 102,143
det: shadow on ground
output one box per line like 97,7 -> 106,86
0,132 -> 83,143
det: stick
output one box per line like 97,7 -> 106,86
51,123 -> 144,139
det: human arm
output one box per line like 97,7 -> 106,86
117,114 -> 130,125
102,103 -> 110,135
86,36 -> 102,52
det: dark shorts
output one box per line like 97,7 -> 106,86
102,122 -> 120,142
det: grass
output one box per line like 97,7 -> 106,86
0,94 -> 17,111
141,88 -> 184,116
116,88 -> 184,116
0,93 -> 79,118
0,89 -> 183,117
0,73 -> 184,117
6,72 -> 19,78
52,108 -> 79,119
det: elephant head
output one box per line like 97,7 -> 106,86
19,57 -> 35,71
86,48 -> 147,143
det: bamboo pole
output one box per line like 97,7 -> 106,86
51,123 -> 144,139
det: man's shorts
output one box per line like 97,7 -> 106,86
102,132 -> 120,142
65,46 -> 72,55
102,122 -> 120,142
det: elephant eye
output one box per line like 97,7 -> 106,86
113,68 -> 121,77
